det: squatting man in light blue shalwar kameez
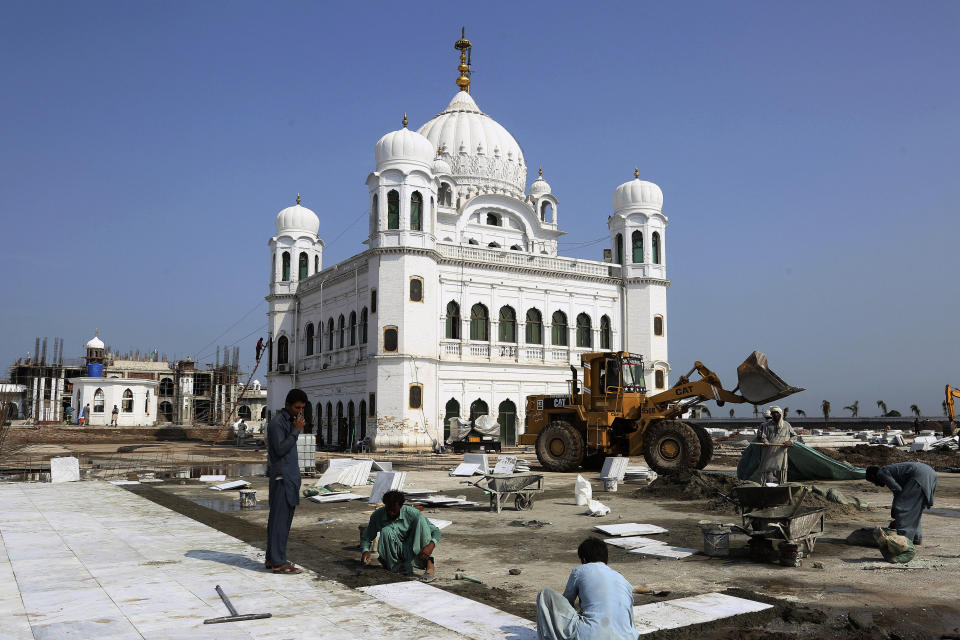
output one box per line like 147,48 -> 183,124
360,490 -> 441,582
536,537 -> 638,640
866,462 -> 938,545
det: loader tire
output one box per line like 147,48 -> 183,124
535,419 -> 585,472
692,424 -> 714,470
642,420 -> 701,475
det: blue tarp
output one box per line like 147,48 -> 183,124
737,441 -> 866,482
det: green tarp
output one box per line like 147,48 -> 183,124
736,441 -> 866,482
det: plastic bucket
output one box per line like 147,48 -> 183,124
239,489 -> 257,508
702,528 -> 729,557
603,478 -> 618,492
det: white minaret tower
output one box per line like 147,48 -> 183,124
267,195 -> 323,400
365,114 -> 442,448
608,169 -> 670,392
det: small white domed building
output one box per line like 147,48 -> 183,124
266,34 -> 670,449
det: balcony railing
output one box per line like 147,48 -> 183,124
440,340 -> 584,364
436,244 -> 620,279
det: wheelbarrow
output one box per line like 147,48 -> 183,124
740,495 -> 827,564
462,473 -> 544,513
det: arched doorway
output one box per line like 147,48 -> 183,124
303,401 -> 313,434
336,402 -> 345,450
444,398 -> 460,442
358,400 -> 367,440
347,401 -> 356,450
7,402 -> 18,420
159,401 -> 174,423
498,399 -> 517,446
237,405 -> 252,420
260,406 -> 267,420
469,398 -> 488,422
326,402 -> 333,447
316,402 -> 323,445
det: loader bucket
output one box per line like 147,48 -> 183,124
736,351 -> 805,404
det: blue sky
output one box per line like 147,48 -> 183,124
2,2 -> 958,417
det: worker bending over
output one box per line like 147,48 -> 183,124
361,490 -> 441,583
536,537 -> 637,640
757,405 -> 797,484
866,462 -> 937,545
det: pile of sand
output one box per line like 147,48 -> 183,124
824,444 -> 960,472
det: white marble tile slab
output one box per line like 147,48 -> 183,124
50,456 -> 80,483
603,536 -> 666,550
593,523 -> 668,536
628,545 -> 700,559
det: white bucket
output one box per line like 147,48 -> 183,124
603,478 -> 618,492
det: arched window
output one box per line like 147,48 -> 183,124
383,326 -> 398,352
347,401 -> 355,444
277,336 -> 289,364
631,230 -> 643,263
655,369 -> 665,389
652,231 -> 661,264
551,311 -> 568,346
410,191 -> 423,231
336,401 -> 344,447
541,202 -> 553,222
488,242 -> 500,248
360,308 -> 368,344
371,289 -> 377,313
653,314 -> 664,336
498,306 -> 517,342
525,308 -> 543,344
470,304 -> 489,341
159,378 -> 174,397
439,183 -> 452,206
314,255 -> 319,273
486,213 -> 500,226
122,389 -> 133,413
305,323 -> 315,356
445,301 -> 460,339
238,405 -> 252,420
409,277 -> 423,302
281,252 -> 291,281
387,190 -> 400,229
372,193 -> 378,221
327,318 -> 334,351
467,238 -> 479,245
338,315 -> 345,348
159,401 -> 173,422
470,398 -> 489,422
349,311 -> 357,346
444,398 -> 460,441
94,388 -> 105,413
316,402 -> 323,438
299,252 -> 308,280
576,313 -> 593,348
600,315 -> 612,350
409,384 -> 423,409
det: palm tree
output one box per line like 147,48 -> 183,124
752,405 -> 759,418
843,400 -> 859,418
876,400 -> 888,417
783,407 -> 790,418
821,400 -> 831,425
729,408 -> 735,419
700,406 -> 712,418
910,404 -> 921,418
796,409 -> 806,418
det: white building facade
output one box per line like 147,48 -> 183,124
266,36 -> 671,450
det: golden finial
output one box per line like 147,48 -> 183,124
634,167 -> 639,179
402,113 -> 408,128
296,192 -> 301,205
455,27 -> 473,93
437,144 -> 444,157
538,167 -> 543,177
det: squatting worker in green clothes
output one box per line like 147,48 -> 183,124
361,490 -> 441,583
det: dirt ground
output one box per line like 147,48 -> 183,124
110,452 -> 960,640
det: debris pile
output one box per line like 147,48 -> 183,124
825,444 -> 960,472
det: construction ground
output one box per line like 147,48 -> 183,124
2,427 -> 960,639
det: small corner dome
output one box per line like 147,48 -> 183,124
375,126 -> 435,168
613,176 -> 663,212
432,154 -> 452,176
530,171 -> 551,198
275,202 -> 320,236
86,334 -> 104,349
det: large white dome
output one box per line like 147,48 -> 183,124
275,202 -> 320,236
374,124 -> 435,168
613,175 -> 663,212
418,92 -> 527,195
